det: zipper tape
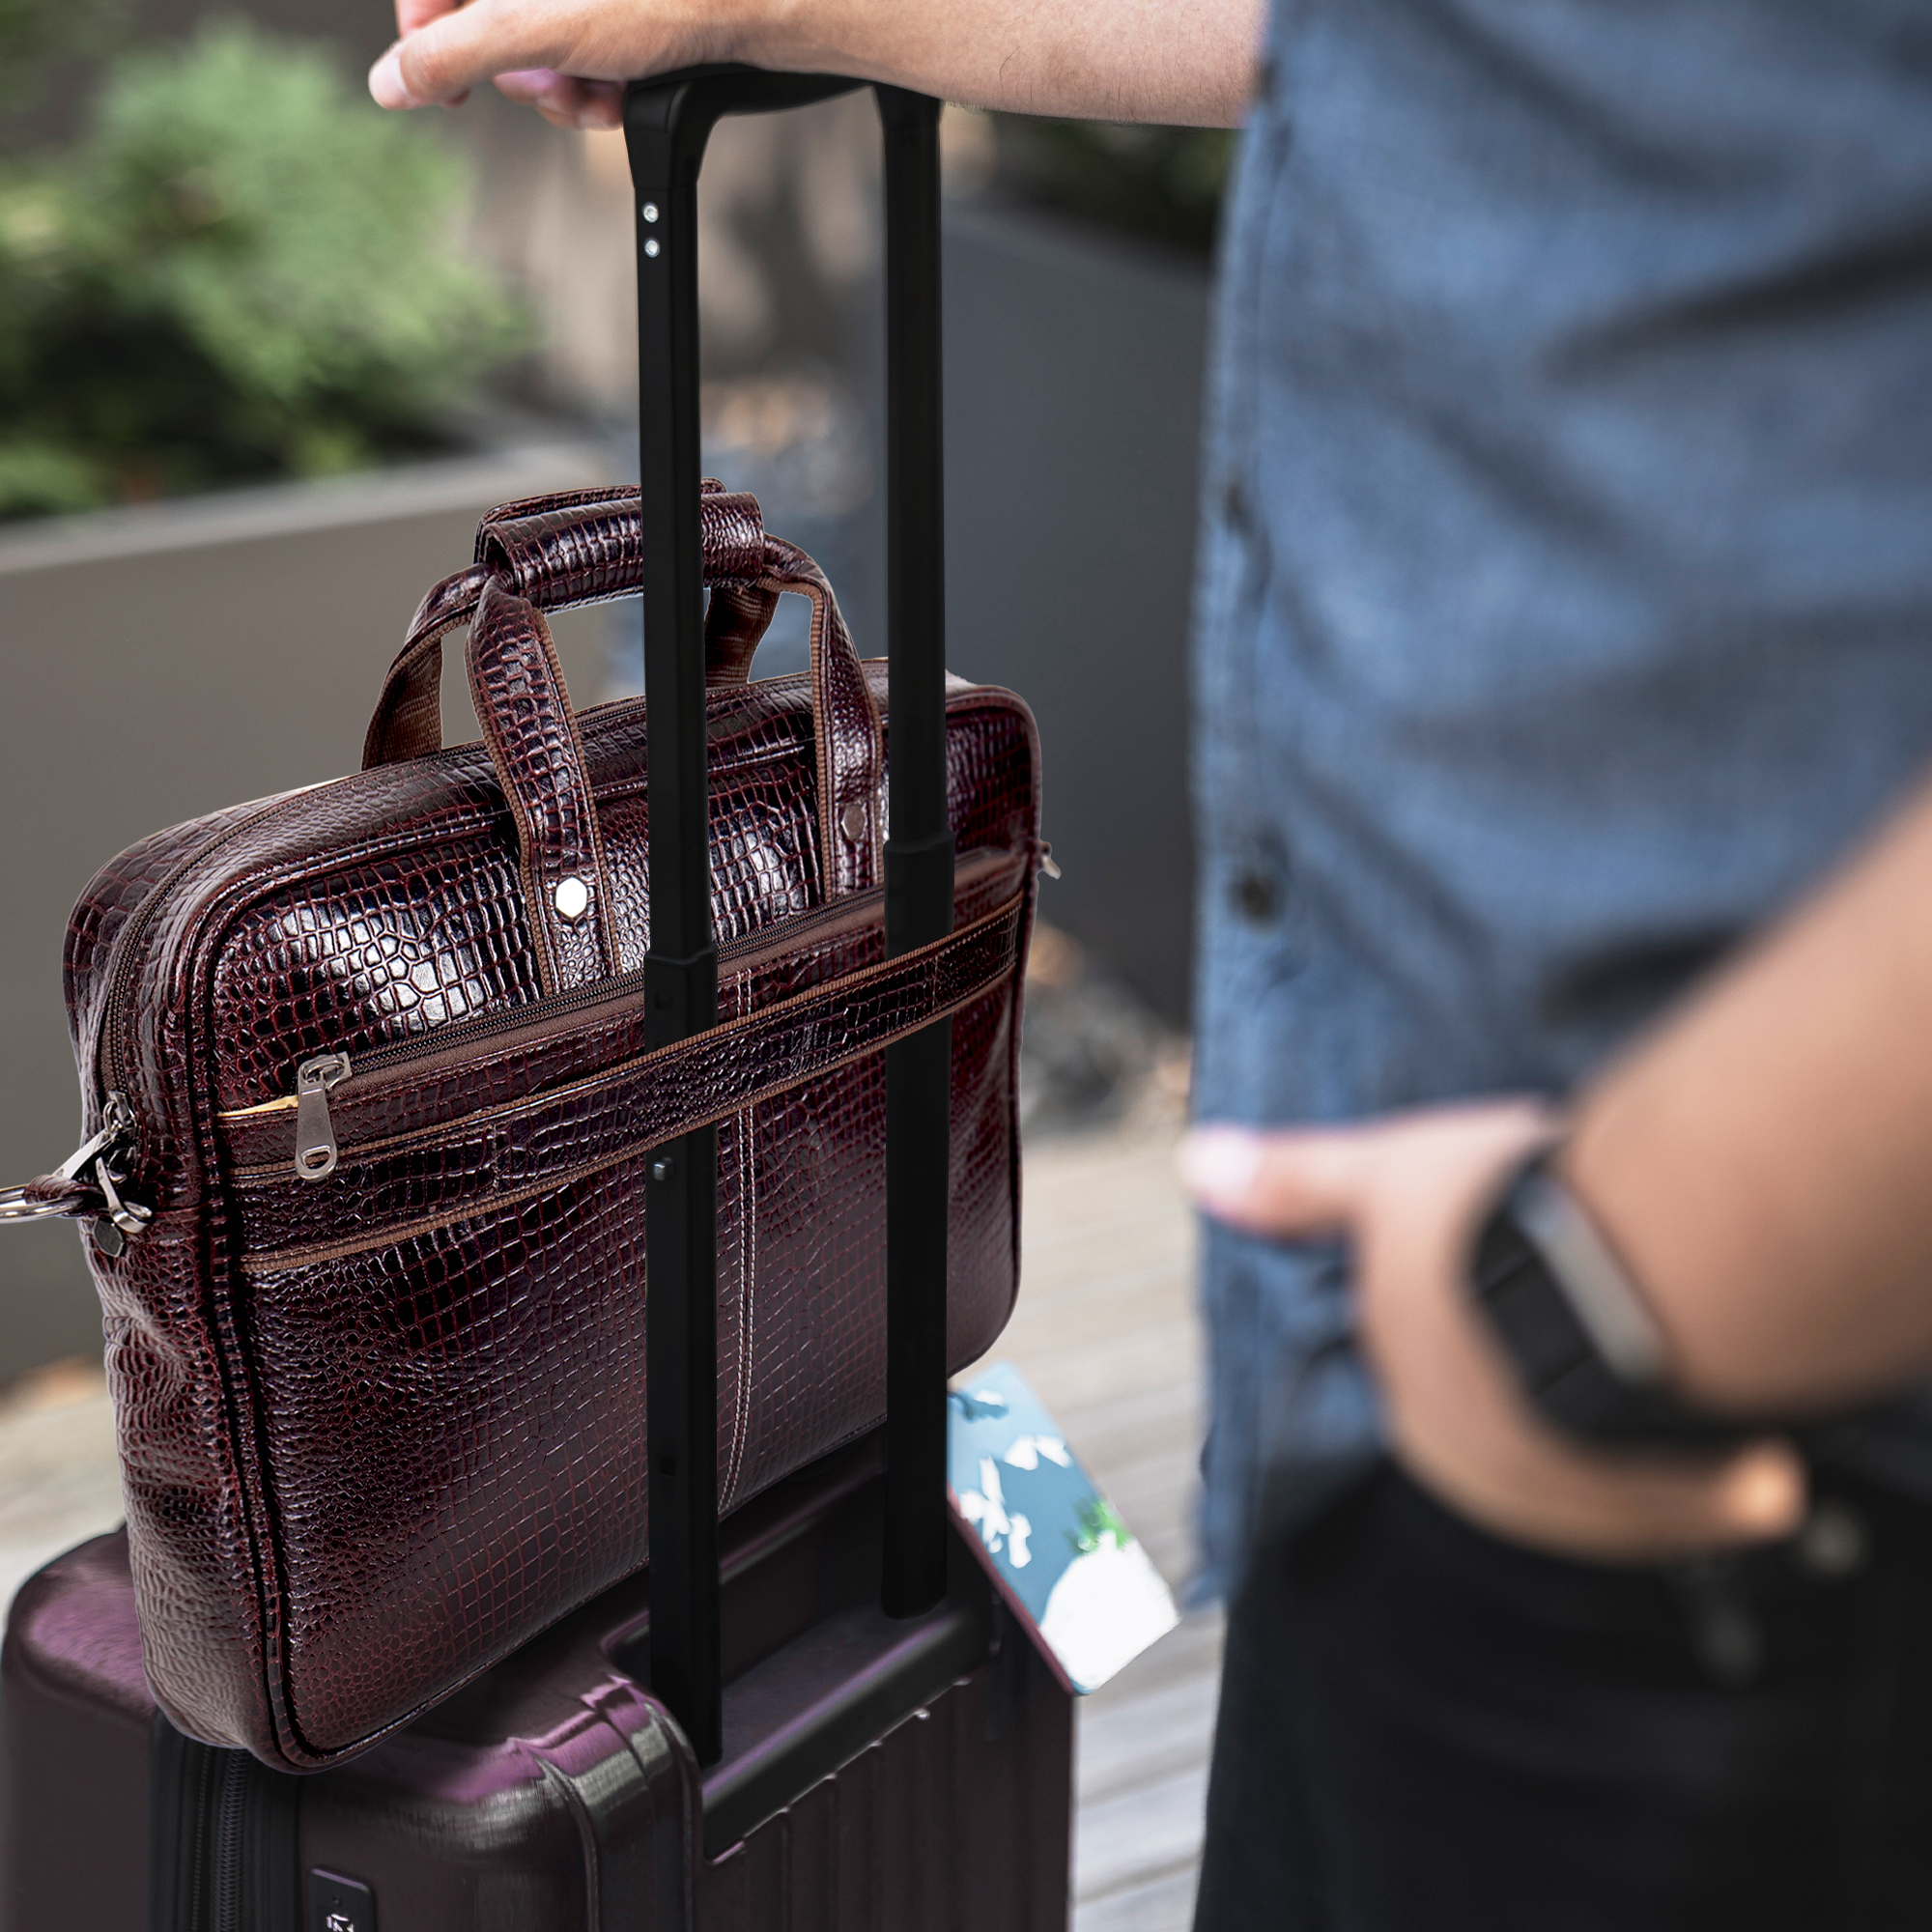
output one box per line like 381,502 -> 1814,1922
146,1714 -> 298,1932
233,891 -> 1023,1270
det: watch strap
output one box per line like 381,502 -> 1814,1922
1470,1156 -> 1754,1448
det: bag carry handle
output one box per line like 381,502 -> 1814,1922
623,68 -> 954,1766
363,481 -> 796,767
364,489 -> 886,903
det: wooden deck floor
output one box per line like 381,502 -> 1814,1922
0,1119 -> 1215,1928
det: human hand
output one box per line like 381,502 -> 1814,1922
370,0 -> 731,129
1180,1101 -> 1806,1563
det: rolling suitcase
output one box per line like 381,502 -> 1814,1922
2,1438 -> 1071,1930
0,65 -> 1073,1931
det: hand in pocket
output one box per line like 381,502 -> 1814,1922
1182,1101 -> 1804,1564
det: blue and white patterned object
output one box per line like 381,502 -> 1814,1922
948,1361 -> 1179,1693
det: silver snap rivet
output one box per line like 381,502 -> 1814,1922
650,1156 -> 674,1182
554,875 -> 591,922
839,803 -> 867,841
641,202 -> 659,222
643,238 -> 661,259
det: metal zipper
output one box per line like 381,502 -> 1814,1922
0,1090 -> 152,1254
95,800 -> 300,1102
88,796 -> 310,1240
150,1715 -> 302,1932
274,888 -> 881,1184
264,845 -> 1016,1185
208,1749 -> 251,1932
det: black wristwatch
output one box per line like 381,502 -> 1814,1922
1469,1151 -> 1753,1448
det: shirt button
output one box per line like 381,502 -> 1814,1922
1231,867 -> 1280,924
1220,475 -> 1248,530
1793,1500 -> 1869,1579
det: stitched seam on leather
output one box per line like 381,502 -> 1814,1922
806,574 -> 838,896
726,1094 -> 756,1512
188,929 -> 309,1765
756,551 -> 882,902
236,885 -> 1028,1159
473,591 -> 617,993
472,648 -> 562,997
235,958 -> 1011,1275
378,493 -> 777,768
214,886 -> 892,1143
377,663 -> 866,813
228,891 -> 1020,1177
180,705 -> 865,1111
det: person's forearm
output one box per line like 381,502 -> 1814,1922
748,0 -> 1258,123
374,0 -> 1264,129
1566,768 -> 1932,1417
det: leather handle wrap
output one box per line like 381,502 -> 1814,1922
467,579 -> 620,995
364,483 -> 766,771
365,488 -> 884,899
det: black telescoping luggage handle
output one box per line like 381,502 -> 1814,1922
622,69 -> 954,1766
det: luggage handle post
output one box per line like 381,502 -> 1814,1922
876,86 -> 954,1621
623,68 -> 953,1766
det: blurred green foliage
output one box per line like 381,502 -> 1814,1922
0,18 -> 529,521
989,119 -> 1234,257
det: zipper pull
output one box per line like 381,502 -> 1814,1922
0,1091 -> 149,1254
55,1095 -> 135,1185
84,1092 -> 152,1253
295,1054 -> 352,1181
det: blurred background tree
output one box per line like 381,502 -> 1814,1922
0,14 -> 528,520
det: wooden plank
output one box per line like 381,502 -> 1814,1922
987,1272 -> 1198,1360
1077,1672 -> 1220,1804
1072,1866 -> 1201,1932
1073,1762 -> 1212,1904
967,1319 -> 1203,1417
997,1120 -> 1221,1925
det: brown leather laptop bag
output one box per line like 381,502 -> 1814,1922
10,465 -> 1039,1769
14,475 -> 1043,1770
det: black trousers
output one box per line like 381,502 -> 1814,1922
1193,1465 -> 1932,1930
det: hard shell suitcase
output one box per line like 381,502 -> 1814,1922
0,1438 -> 1073,1931
0,64 -> 1074,1932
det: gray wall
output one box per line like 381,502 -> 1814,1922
0,447 -> 613,1380
941,204 -> 1209,1025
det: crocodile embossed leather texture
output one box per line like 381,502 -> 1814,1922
60,489 -> 1041,1771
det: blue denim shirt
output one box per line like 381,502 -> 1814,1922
1191,0 -> 1932,1596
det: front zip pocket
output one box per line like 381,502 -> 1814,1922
230,844 -> 1022,1187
